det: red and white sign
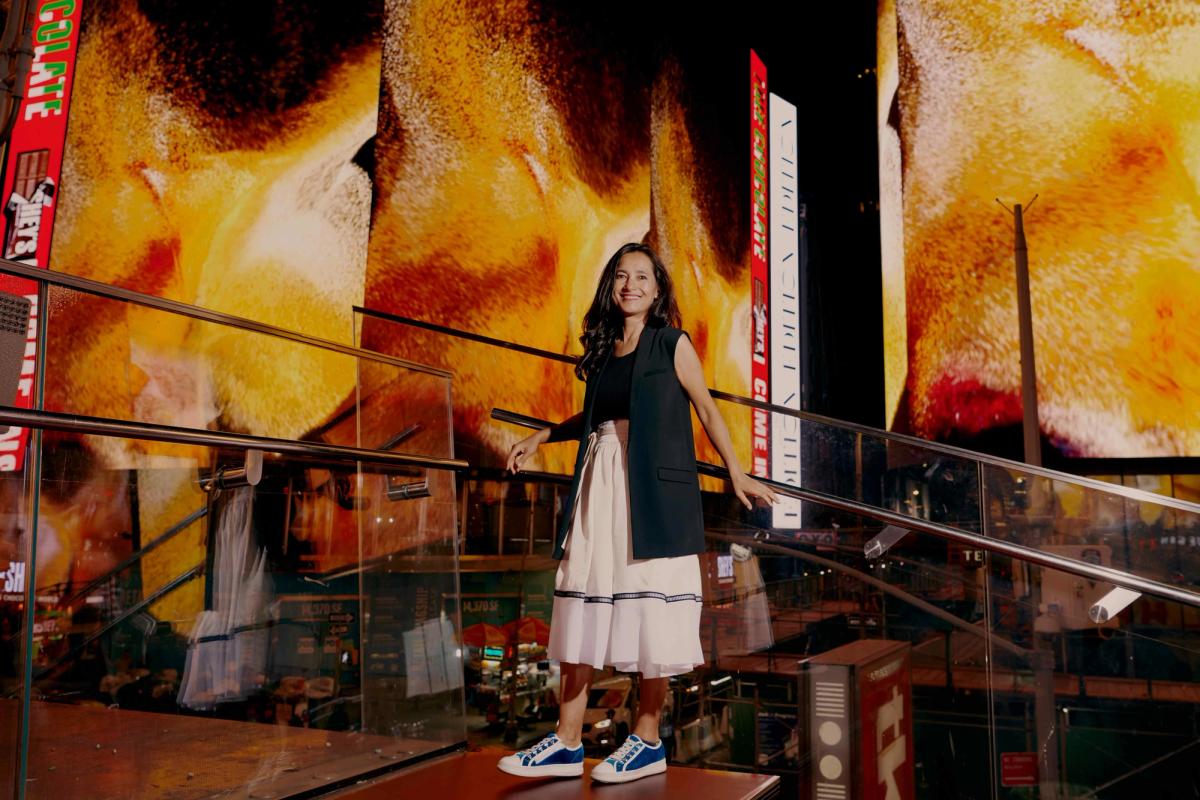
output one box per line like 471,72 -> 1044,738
749,49 -> 769,480
1001,752 -> 1039,787
0,0 -> 84,471
808,640 -> 915,800
859,652 -> 915,799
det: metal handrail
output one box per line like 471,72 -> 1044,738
357,306 -> 1200,516
0,258 -> 451,379
701,390 -> 1200,516
0,406 -> 469,472
33,564 -> 204,681
355,305 -> 577,365
58,506 -> 208,610
492,407 -> 1200,610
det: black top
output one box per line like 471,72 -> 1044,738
553,326 -> 704,560
592,348 -> 634,425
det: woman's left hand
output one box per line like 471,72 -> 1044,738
730,472 -> 780,511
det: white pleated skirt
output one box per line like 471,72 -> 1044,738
547,419 -> 705,678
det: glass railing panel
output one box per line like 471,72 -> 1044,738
0,272 -> 451,466
450,473 -> 566,749
353,440 -> 462,748
703,480 -> 1200,797
14,426 -> 462,800
710,391 -> 1200,595
697,495 -> 1001,798
713,394 -> 984,534
38,284 -> 344,437
446,418 -> 1200,797
983,546 -> 1200,796
981,462 -> 1200,592
0,450 -> 35,799
355,309 -> 582,474
350,357 -> 455,462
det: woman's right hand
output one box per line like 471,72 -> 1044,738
506,430 -> 547,474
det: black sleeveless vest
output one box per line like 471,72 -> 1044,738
551,325 -> 706,560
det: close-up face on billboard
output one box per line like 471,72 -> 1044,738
879,0 -> 1200,459
52,0 -> 384,440
362,0 -> 762,473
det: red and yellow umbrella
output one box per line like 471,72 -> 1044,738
502,616 -> 551,645
461,622 -> 507,648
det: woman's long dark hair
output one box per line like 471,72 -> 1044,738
575,242 -> 681,381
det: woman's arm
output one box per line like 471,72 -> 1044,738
508,411 -> 582,473
545,411 -> 584,443
673,334 -> 779,510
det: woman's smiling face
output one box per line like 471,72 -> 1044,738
612,252 -> 660,320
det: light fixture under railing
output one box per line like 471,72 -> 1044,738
1089,586 -> 1142,624
864,525 -> 910,559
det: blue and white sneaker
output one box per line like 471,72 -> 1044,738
496,732 -> 584,777
589,734 -> 667,783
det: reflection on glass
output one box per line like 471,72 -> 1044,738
33,285 -> 457,472
356,311 -> 579,474
981,464 -> 1200,591
694,487 -> 1200,797
986,547 -> 1200,795
0,464 -> 32,798
11,423 -> 461,798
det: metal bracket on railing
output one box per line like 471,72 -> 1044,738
199,449 -> 263,492
386,465 -> 430,501
1089,586 -> 1142,624
387,478 -> 430,501
864,525 -> 910,559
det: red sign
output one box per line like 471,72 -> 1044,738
1001,752 -> 1039,787
859,649 -> 915,799
0,0 -> 84,471
749,50 -> 769,479
808,640 -> 914,800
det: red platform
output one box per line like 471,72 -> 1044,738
3,701 -> 780,799
328,746 -> 781,800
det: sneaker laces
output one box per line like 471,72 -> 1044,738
607,736 -> 643,766
521,733 -> 560,760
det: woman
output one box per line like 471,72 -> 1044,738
497,242 -> 777,783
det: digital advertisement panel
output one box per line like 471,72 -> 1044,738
879,0 -> 1200,459
361,3 -> 789,477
